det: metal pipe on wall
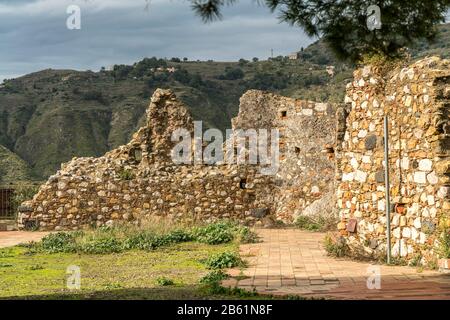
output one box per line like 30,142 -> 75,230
384,115 -> 392,264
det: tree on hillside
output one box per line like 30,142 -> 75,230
189,0 -> 450,62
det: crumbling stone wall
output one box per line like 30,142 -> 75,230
235,91 -> 337,222
18,88 -> 338,230
18,90 -> 276,230
336,57 -> 450,263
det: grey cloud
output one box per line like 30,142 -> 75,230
0,0 -> 313,81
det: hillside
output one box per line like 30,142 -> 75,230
1,23 -> 449,180
0,145 -> 33,183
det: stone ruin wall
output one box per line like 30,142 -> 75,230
235,91 -> 337,222
336,57 -> 450,262
18,90 -> 276,230
18,89 -> 337,230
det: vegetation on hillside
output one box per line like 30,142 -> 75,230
0,24 -> 449,180
190,0 -> 449,62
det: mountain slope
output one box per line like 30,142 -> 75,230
0,144 -> 33,183
1,23 -> 449,180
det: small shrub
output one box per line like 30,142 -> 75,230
204,252 -> 243,270
122,229 -> 192,251
118,168 -> 135,181
122,231 -> 156,250
156,276 -> 174,286
438,227 -> 450,259
79,237 -> 123,254
295,216 -> 321,231
199,270 -> 229,285
164,229 -> 193,243
0,263 -> 13,268
10,184 -> 40,220
41,232 -> 77,253
295,215 -> 338,232
324,233 -> 349,258
236,226 -> 260,244
409,253 -> 423,267
192,222 -> 234,245
27,264 -> 44,271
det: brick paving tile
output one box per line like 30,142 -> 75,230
0,231 -> 49,248
226,228 -> 450,300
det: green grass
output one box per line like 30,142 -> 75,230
0,242 -> 241,299
0,221 -> 277,300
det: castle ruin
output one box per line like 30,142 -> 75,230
18,56 -> 449,263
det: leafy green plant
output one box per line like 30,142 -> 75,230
117,168 -> 135,181
27,264 -> 44,271
35,221 -> 253,256
41,232 -> 77,253
199,270 -> 229,285
409,253 -> 423,267
295,216 -> 322,231
438,227 -> 450,259
235,226 -> 260,244
295,215 -> 338,232
192,221 -> 234,245
10,183 -> 40,220
324,233 -> 349,258
156,277 -> 174,286
79,237 -> 123,254
0,263 -> 13,268
203,251 -> 244,270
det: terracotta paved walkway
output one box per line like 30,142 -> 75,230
0,231 -> 49,248
224,229 -> 450,300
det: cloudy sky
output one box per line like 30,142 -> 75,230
0,0 -> 313,81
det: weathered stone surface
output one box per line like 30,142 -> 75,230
18,89 -> 338,230
336,56 -> 450,265
364,135 -> 378,150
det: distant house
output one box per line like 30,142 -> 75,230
288,52 -> 300,60
166,67 -> 176,73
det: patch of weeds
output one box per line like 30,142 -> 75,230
104,283 -> 123,290
0,249 -> 14,258
204,282 -> 258,297
156,277 -> 174,286
122,231 -> 156,250
0,263 -> 13,268
295,216 -> 322,231
427,258 -> 438,270
27,264 -> 44,271
408,253 -> 423,267
33,221 -> 252,256
122,229 -> 192,251
272,220 -> 286,228
164,229 -> 194,243
41,232 -> 77,253
80,237 -> 123,254
199,270 -> 229,285
192,221 -> 235,245
10,183 -> 40,221
295,215 -> 338,232
203,251 -> 244,270
236,226 -> 260,244
438,227 -> 450,259
234,270 -> 250,281
324,233 -> 349,258
117,168 -> 135,181
389,256 -> 408,266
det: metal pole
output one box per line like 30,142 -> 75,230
384,115 -> 391,264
